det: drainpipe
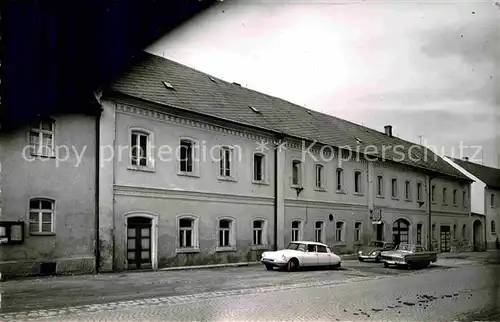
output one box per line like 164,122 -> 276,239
274,133 -> 285,251
428,175 -> 435,251
95,108 -> 102,274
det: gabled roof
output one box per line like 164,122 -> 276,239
109,52 -> 470,181
451,158 -> 500,190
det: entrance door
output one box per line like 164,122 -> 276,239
440,226 -> 451,252
374,223 -> 384,241
392,219 -> 410,246
127,217 -> 152,270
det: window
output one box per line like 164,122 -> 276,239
176,215 -> 199,252
453,224 -> 457,239
377,175 -> 384,197
218,219 -> 235,248
252,220 -> 266,246
292,160 -> 302,186
405,181 -> 411,200
315,164 -> 325,189
29,119 -> 55,157
432,224 -> 436,239
462,224 -> 467,239
453,189 -> 457,205
417,182 -> 423,201
416,224 -> 422,245
463,191 -> 467,207
443,188 -> 447,204
354,222 -> 362,242
491,194 -> 495,208
354,171 -> 362,193
253,153 -> 265,182
317,245 -> 327,253
291,220 -> 302,242
336,221 -> 344,242
315,221 -> 324,243
29,199 -> 55,234
431,185 -> 436,202
391,178 -> 398,198
219,147 -> 233,178
179,139 -> 194,173
492,221 -> 496,234
131,130 -> 151,167
336,168 -> 344,191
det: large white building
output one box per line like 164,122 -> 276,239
96,52 -> 473,272
445,157 -> 500,250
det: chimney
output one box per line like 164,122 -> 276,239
463,157 -> 469,161
384,125 -> 393,137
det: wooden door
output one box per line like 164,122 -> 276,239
440,226 -> 451,252
127,217 -> 152,270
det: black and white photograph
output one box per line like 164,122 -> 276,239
0,0 -> 499,320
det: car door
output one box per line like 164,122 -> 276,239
302,244 -> 319,266
316,245 -> 330,266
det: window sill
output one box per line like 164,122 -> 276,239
376,195 -> 385,199
334,241 -> 347,246
177,171 -> 200,178
335,190 -> 347,195
216,246 -> 237,252
291,184 -> 303,189
252,180 -> 270,186
175,247 -> 200,254
354,192 -> 364,197
217,176 -> 238,182
443,203 -> 448,206
354,241 -> 363,246
391,197 -> 399,201
128,165 -> 155,173
30,232 -> 56,236
404,199 -> 412,202
251,245 -> 269,251
453,204 -> 458,207
314,187 -> 327,192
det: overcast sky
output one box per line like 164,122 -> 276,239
148,0 -> 500,168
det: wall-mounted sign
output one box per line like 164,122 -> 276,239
0,222 -> 25,244
372,209 -> 382,222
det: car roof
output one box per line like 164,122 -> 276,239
290,241 -> 327,246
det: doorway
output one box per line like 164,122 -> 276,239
373,223 -> 384,241
440,225 -> 451,252
127,217 -> 152,270
473,220 -> 483,251
392,219 -> 410,246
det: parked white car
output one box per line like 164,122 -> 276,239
260,241 -> 342,271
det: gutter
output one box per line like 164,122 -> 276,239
273,133 -> 285,251
428,174 -> 435,251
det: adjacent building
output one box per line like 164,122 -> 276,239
0,111 -> 99,276
97,52 -> 473,272
445,157 -> 500,250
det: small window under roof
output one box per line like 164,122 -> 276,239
162,81 -> 175,90
306,110 -> 312,115
209,76 -> 216,82
355,137 -> 363,144
249,105 -> 261,114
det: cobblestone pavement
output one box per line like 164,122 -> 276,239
0,252 -> 498,321
1,260 -> 499,321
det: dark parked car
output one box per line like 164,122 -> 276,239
381,243 -> 438,269
357,241 -> 395,262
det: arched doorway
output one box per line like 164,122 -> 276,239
473,220 -> 483,251
126,216 -> 153,270
392,218 -> 410,246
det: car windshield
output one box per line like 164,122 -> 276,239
369,241 -> 384,247
286,243 -> 304,251
396,244 -> 415,252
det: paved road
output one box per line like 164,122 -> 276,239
1,254 -> 499,321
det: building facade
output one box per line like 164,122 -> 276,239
96,52 -> 473,272
446,157 -> 500,250
0,114 -> 98,277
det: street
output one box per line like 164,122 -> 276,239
0,251 -> 499,321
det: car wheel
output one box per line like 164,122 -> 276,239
384,262 -> 389,268
265,264 -> 273,271
358,258 -> 364,262
287,258 -> 299,272
375,254 -> 381,263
